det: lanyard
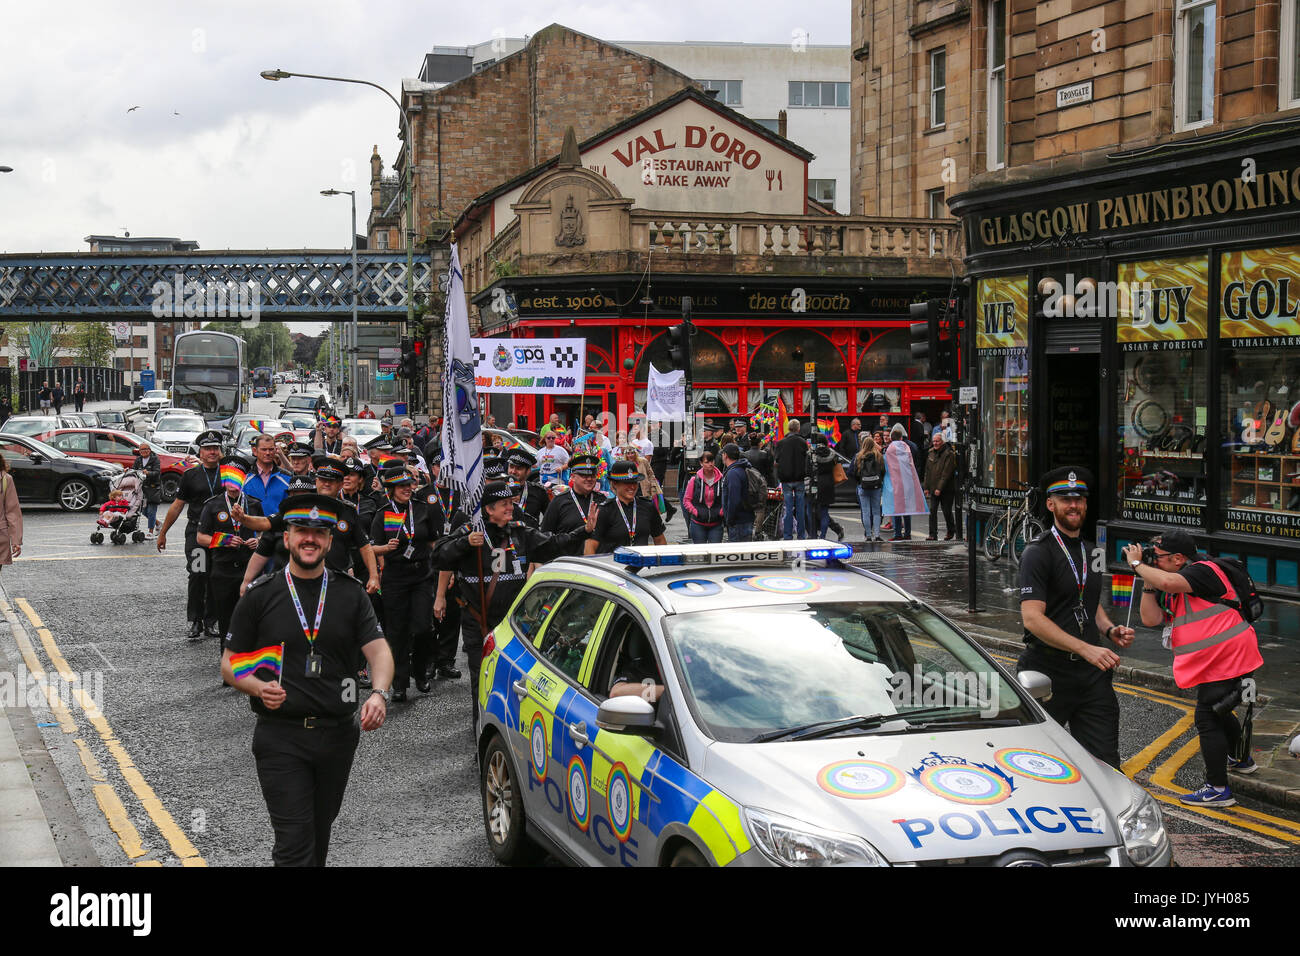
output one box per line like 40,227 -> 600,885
567,487 -> 587,521
616,499 -> 637,540
389,498 -> 414,539
1050,527 -> 1086,602
227,491 -> 244,533
285,568 -> 328,650
203,466 -> 218,497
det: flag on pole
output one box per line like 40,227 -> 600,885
440,244 -> 485,531
816,417 -> 842,445
776,396 -> 789,440
1111,574 -> 1135,607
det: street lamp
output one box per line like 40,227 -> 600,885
321,188 -> 358,416
261,67 -> 416,409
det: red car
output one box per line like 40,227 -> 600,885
37,428 -> 196,500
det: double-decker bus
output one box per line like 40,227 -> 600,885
172,330 -> 245,427
252,366 -> 273,398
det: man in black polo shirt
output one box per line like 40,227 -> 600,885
1017,466 -> 1134,769
157,429 -> 225,639
540,453 -> 606,555
198,454 -> 263,659
222,493 -> 394,867
585,461 -> 667,554
506,448 -> 548,524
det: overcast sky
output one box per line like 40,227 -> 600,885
0,0 -> 850,255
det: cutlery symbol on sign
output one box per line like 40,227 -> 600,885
765,170 -> 774,190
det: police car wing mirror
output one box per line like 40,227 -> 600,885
1017,670 -> 1053,701
596,695 -> 658,735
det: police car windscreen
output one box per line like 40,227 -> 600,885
661,603 -> 1031,744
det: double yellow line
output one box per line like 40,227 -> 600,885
2,598 -> 206,866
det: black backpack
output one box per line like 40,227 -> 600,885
857,454 -> 883,490
743,465 -> 767,512
1206,557 -> 1265,623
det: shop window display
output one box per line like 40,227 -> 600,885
978,353 -> 1030,491
1221,351 -> 1300,521
1116,351 -> 1208,526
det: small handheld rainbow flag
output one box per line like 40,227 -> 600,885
1111,574 -> 1135,607
371,451 -> 401,469
230,644 -> 283,681
219,465 -> 246,490
383,510 -> 405,534
246,420 -> 269,433
209,531 -> 237,548
816,418 -> 843,445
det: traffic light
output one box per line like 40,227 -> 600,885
666,296 -> 695,383
909,298 -> 958,382
399,337 -> 418,380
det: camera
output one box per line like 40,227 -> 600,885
1140,543 -> 1157,565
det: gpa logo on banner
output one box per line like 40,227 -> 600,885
49,886 -> 152,936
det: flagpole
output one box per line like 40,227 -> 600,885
1124,575 -> 1142,630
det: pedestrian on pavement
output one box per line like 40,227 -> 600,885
436,481 -> 595,722
38,381 -> 52,416
73,379 -> 86,413
0,394 -> 11,428
938,409 -> 957,443
1018,467 -> 1134,769
720,443 -> 756,542
369,467 -> 436,701
0,454 -> 23,570
131,441 -> 163,537
805,432 -> 840,540
586,461 -> 667,554
682,450 -> 724,544
852,434 -> 884,541
838,417 -> 863,459
358,404 -> 376,420
775,419 -> 808,539
222,492 -> 394,867
923,432 -> 958,540
882,425 -> 926,541
197,454 -> 263,658
1125,529 -> 1264,806
157,429 -> 224,639
51,383 -> 65,416
630,425 -> 654,461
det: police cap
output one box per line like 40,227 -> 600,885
608,461 -> 640,484
197,429 -> 224,448
312,455 -> 347,481
1043,465 -> 1093,499
280,493 -> 338,530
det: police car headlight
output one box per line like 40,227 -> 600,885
744,807 -> 888,867
1118,786 -> 1168,866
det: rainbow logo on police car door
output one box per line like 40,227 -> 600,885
994,748 -> 1081,784
606,763 -> 633,842
567,757 -> 590,832
529,713 -> 548,783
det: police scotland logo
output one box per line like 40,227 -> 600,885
606,763 -> 633,842
816,761 -> 904,800
994,748 -> 1081,784
337,520 -> 349,532
567,757 -> 590,832
218,511 -> 229,522
529,713 -> 548,783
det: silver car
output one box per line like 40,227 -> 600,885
476,541 -> 1171,868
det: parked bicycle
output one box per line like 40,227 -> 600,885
982,481 -> 1044,566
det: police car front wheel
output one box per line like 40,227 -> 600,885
481,735 -> 541,865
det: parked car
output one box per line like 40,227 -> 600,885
140,389 -> 171,414
64,412 -> 101,427
36,428 -> 196,500
147,411 -> 208,457
0,433 -> 120,510
1,415 -> 86,437
281,393 -> 331,419
96,410 -> 129,429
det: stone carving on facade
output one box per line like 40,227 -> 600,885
555,194 -> 586,247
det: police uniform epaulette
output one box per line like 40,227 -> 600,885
246,569 -> 276,591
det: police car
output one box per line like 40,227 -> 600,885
475,541 -> 1172,868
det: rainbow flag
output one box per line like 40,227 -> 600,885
383,510 -> 405,534
219,465 -> 245,490
230,644 -> 283,681
816,418 -> 842,445
246,420 -> 269,433
776,396 -> 789,442
371,451 -> 401,469
209,531 -> 236,548
1111,574 -> 1135,607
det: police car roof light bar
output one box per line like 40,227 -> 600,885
612,540 -> 853,569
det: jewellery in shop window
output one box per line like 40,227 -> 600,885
1131,400 -> 1169,440
1264,407 -> 1289,449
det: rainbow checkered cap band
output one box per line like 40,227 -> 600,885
280,494 -> 338,528
1045,469 -> 1088,497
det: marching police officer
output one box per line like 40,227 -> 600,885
197,454 -> 264,658
508,479 -> 540,528
432,481 -> 595,723
540,453 -> 606,555
221,493 -> 394,867
506,449 -> 547,523
286,442 -> 315,479
157,429 -> 225,639
1017,466 -> 1135,769
241,456 -> 380,595
370,466 -> 437,700
419,462 -> 464,681
585,460 -> 668,554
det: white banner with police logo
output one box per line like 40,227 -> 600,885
470,337 -> 586,395
645,365 -> 686,421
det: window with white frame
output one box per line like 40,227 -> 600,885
927,188 -> 946,255
1175,0 -> 1216,129
788,81 -> 851,107
375,230 -> 389,249
929,49 -> 947,128
1283,0 -> 1300,110
700,79 -> 743,106
808,179 -> 837,205
987,0 -> 1007,169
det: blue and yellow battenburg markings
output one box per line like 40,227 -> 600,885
481,612 -> 751,865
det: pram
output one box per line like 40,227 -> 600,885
90,469 -> 147,545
